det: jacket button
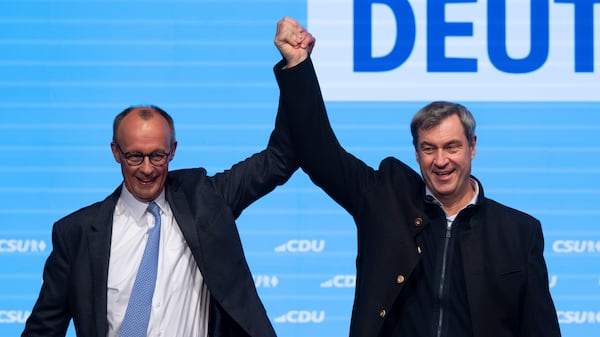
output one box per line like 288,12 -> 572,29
379,309 -> 386,318
414,217 -> 423,227
396,275 -> 405,284
417,246 -> 422,254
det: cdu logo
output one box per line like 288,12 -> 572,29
320,275 -> 356,288
274,310 -> 326,324
274,239 -> 326,253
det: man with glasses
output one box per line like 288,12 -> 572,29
22,105 -> 297,337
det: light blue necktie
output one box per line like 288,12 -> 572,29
119,202 -> 161,337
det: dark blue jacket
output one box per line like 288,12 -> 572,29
275,57 -> 561,337
22,110 -> 297,337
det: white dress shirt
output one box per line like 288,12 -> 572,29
106,187 -> 210,337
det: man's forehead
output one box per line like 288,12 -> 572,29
418,125 -> 469,146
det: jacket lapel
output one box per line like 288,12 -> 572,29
87,186 -> 121,336
166,186 -> 207,268
165,178 -> 268,337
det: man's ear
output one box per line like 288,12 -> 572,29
470,135 -> 477,160
110,142 -> 121,163
168,141 -> 178,162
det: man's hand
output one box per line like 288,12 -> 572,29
275,16 -> 315,68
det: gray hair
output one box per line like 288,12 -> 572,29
410,101 -> 476,149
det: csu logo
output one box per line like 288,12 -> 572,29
0,239 -> 47,253
253,275 -> 279,288
557,311 -> 600,324
274,310 -> 326,324
320,275 -> 356,288
0,310 -> 30,324
552,240 -> 600,253
274,240 -> 325,253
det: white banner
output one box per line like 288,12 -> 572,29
308,0 -> 599,101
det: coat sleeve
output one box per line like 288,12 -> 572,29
209,83 -> 299,219
520,219 -> 562,337
21,222 -> 72,337
274,57 -> 377,215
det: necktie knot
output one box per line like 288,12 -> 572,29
147,202 -> 160,224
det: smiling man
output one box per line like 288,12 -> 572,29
111,108 -> 176,203
22,105 -> 297,337
273,16 -> 561,337
412,105 -> 477,217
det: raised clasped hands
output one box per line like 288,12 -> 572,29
275,16 -> 315,68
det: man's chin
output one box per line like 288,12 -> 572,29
430,185 -> 455,200
132,188 -> 159,202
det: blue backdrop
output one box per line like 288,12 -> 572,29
1,1 -> 599,336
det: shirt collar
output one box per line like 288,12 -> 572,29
116,186 -> 167,223
425,178 -> 480,209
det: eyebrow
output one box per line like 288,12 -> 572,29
419,139 -> 464,148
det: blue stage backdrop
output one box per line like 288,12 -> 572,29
1,1 -> 599,336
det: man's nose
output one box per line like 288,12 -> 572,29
433,150 -> 448,166
139,156 -> 154,172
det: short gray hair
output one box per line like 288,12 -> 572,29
410,101 -> 476,148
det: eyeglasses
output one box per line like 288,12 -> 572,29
114,143 -> 172,167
